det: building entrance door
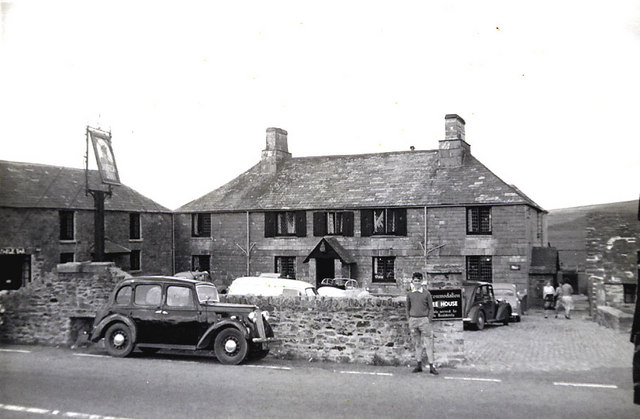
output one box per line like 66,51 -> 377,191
316,258 -> 335,288
0,254 -> 30,290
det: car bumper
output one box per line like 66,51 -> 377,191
252,337 -> 282,349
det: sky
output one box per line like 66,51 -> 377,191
1,1 -> 639,211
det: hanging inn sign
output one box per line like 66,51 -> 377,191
88,127 -> 121,185
86,126 -> 121,262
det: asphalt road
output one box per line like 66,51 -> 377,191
0,345 -> 638,419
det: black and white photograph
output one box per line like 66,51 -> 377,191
1,1 -> 639,418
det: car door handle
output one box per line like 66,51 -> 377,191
155,310 -> 169,315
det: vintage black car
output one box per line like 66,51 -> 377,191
462,281 -> 512,330
90,276 -> 278,364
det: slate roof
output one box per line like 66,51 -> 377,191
178,150 -> 544,213
0,160 -> 170,213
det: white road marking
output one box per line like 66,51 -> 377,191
73,353 -> 109,358
336,370 -> 394,377
553,382 -> 618,389
0,348 -> 31,353
244,365 -> 291,370
444,376 -> 502,382
0,403 -> 130,419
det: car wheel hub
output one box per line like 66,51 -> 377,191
224,338 -> 237,353
113,332 -> 126,347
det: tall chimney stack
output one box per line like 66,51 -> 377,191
261,127 -> 291,175
439,114 -> 470,168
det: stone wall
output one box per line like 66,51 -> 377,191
0,262 -> 128,345
0,261 -> 464,367
585,202 -> 639,314
222,294 -> 464,367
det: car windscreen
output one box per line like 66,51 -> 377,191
196,284 -> 220,303
493,289 -> 515,296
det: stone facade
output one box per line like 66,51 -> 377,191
0,262 -> 129,345
0,207 -> 174,286
176,205 -> 543,297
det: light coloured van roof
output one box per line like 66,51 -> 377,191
228,276 -> 316,296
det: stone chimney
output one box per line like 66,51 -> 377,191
439,114 -> 470,168
261,127 -> 291,175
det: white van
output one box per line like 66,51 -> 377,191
227,275 -> 318,297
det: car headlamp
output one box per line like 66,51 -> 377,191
248,311 -> 257,322
262,311 -> 270,321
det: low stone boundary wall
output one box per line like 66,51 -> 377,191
0,262 -> 129,345
594,305 -> 634,333
222,295 -> 464,367
0,263 -> 464,367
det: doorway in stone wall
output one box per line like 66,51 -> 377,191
0,254 -> 30,290
316,258 -> 335,288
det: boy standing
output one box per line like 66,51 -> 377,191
406,272 -> 438,375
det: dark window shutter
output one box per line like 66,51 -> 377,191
264,212 -> 276,237
361,209 -> 373,237
313,212 -> 327,237
343,212 -> 354,237
395,208 -> 407,236
295,211 -> 307,237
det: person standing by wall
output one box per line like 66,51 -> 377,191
406,272 -> 438,375
543,280 -> 556,319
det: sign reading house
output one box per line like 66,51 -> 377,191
431,288 -> 463,321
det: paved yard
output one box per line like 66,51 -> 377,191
459,307 -> 634,372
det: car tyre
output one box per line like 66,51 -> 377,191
105,323 -> 134,357
503,309 -> 510,326
475,311 -> 486,330
248,348 -> 270,361
214,328 -> 248,365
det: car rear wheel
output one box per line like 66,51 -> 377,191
475,311 -> 486,330
503,309 -> 510,326
214,328 -> 248,365
105,323 -> 134,357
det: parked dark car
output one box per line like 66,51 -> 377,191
462,281 -> 512,330
90,276 -> 279,364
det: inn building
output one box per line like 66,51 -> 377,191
0,160 -> 174,289
174,115 -> 549,301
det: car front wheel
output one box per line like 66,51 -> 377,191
247,347 -> 270,361
475,311 -> 486,330
214,328 -> 248,365
105,323 -> 134,357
